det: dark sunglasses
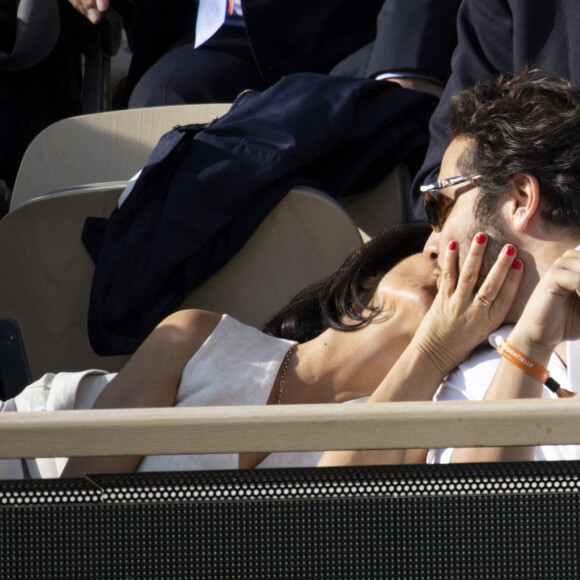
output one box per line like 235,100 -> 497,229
420,173 -> 481,232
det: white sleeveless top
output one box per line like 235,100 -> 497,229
140,314 -> 370,470
1,315 -> 367,478
138,314 -> 300,472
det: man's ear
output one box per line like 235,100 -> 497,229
508,173 -> 542,232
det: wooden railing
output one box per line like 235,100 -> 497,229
1,398 -> 579,458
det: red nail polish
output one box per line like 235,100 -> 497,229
512,259 -> 522,270
476,233 -> 487,245
505,245 -> 515,256
448,240 -> 457,251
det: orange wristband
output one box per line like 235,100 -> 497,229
496,340 -> 550,384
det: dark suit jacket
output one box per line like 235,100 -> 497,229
411,0 -> 580,219
331,0 -> 460,84
125,0 -> 384,97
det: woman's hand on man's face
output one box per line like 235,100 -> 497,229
412,232 -> 523,376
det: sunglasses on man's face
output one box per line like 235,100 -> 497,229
420,173 -> 481,232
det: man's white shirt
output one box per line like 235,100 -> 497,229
427,325 -> 580,463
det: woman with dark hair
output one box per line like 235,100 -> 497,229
57,222 -> 439,477
0,220 -> 522,478
262,221 -> 431,343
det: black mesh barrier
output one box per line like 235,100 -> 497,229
1,461 -> 580,579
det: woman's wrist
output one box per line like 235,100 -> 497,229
372,339 -> 448,403
402,337 -> 454,386
491,332 -> 574,398
409,324 -> 474,381
505,326 -> 555,367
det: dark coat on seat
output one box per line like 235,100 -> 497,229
84,73 -> 437,355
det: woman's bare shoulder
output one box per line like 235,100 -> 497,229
161,308 -> 222,327
157,309 -> 223,346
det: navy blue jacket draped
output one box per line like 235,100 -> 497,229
84,73 -> 436,355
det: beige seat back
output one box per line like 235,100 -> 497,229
13,103 -> 411,233
11,103 -> 231,212
180,187 -> 363,320
338,164 -> 412,241
0,186 -> 362,380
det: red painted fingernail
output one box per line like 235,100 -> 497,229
448,240 -> 457,250
512,259 -> 522,270
476,233 -> 487,245
505,245 -> 515,256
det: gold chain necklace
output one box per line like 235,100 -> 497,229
276,343 -> 298,405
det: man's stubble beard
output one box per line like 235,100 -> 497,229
464,223 -> 507,291
463,202 -> 537,324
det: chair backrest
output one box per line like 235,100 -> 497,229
11,103 -> 232,212
0,185 -> 362,380
0,0 -> 60,72
338,164 -> 411,241
12,102 -> 411,234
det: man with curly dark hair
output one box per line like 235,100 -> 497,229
421,69 -> 580,464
